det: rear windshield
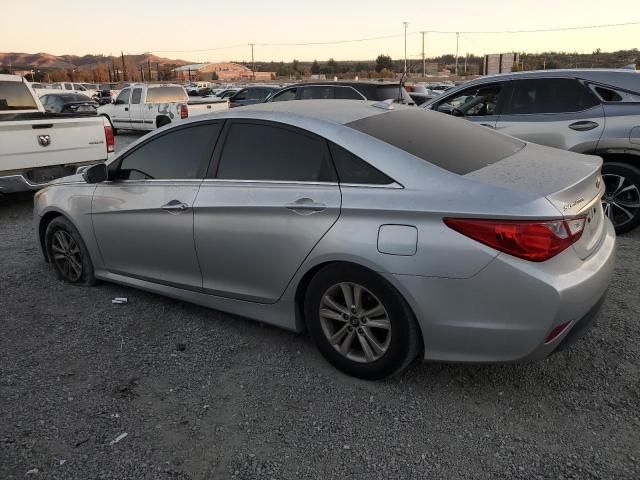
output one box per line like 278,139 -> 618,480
374,85 -> 413,103
0,81 -> 39,111
145,87 -> 188,103
346,108 -> 525,175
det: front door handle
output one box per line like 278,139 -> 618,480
480,123 -> 495,129
162,200 -> 189,214
569,121 -> 599,131
124,107 -> 129,111
285,198 -> 327,215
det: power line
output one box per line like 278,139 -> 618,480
149,21 -> 640,54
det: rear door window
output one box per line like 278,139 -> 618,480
329,143 -> 393,185
117,123 -> 221,180
145,87 -> 188,103
300,86 -> 334,100
503,78 -> 599,115
215,122 -> 337,182
0,81 -> 38,110
271,88 -> 297,102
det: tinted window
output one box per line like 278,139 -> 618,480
216,122 -> 337,182
591,85 -> 640,103
145,87 -> 188,103
233,89 -> 249,100
329,143 -> 393,185
117,123 -> 220,180
503,78 -> 599,115
436,84 -> 502,116
300,86 -> 334,100
374,85 -> 412,103
64,83 -> 73,90
0,81 -> 39,110
271,88 -> 297,102
347,109 -> 524,175
245,88 -> 270,100
72,94 -> 92,102
131,88 -> 142,104
116,89 -> 130,104
335,87 -> 364,100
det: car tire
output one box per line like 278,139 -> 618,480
304,263 -> 421,380
602,162 -> 640,234
156,117 -> 170,128
44,216 -> 97,286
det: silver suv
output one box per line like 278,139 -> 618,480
423,69 -> 640,233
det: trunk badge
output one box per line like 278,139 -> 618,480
38,135 -> 51,147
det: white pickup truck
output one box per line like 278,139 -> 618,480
0,74 -> 114,195
97,83 -> 227,133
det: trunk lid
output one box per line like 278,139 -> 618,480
466,142 -> 605,260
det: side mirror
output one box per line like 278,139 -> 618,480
83,163 -> 108,184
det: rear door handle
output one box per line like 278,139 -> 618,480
162,200 -> 189,214
569,121 -> 599,131
285,198 -> 327,215
124,107 -> 129,111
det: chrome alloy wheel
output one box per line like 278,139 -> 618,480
51,230 -> 83,282
602,173 -> 640,229
319,282 -> 392,363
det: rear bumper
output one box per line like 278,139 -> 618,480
0,174 -> 44,193
384,219 -> 616,363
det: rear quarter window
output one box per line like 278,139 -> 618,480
145,87 -> 188,103
346,108 -> 524,175
0,81 -> 38,111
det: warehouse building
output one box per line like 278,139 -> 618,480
173,62 -> 274,81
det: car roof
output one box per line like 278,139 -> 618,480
448,69 -> 640,92
218,99 -> 394,124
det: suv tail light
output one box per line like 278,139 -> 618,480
103,118 -> 115,153
443,217 -> 586,262
180,104 -> 188,119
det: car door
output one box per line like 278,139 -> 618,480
111,88 -> 132,129
495,77 -> 605,152
127,87 -> 145,129
428,82 -> 504,129
193,120 -> 341,303
91,121 -> 222,289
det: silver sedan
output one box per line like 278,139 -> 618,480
34,100 -> 616,379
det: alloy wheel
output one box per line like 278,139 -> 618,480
602,173 -> 640,229
51,230 -> 83,282
319,282 -> 392,363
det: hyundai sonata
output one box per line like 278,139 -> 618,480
34,100 -> 615,379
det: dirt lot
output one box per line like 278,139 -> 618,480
1,169 -> 639,479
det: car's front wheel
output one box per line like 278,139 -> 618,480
602,162 -> 640,234
305,263 -> 421,380
45,216 -> 96,285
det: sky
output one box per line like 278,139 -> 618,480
1,0 -> 639,62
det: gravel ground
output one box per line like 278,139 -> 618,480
1,179 -> 639,479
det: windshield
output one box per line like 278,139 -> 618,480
0,81 -> 39,111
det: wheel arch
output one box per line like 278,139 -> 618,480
155,115 -> 171,128
293,260 -> 423,346
38,210 -> 64,262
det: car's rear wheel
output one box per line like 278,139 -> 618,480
156,116 -> 171,128
305,263 -> 421,380
602,162 -> 640,234
45,217 -> 96,285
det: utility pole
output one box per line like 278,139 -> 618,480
464,53 -> 469,74
148,58 -> 152,82
403,22 -> 408,75
421,31 -> 426,78
248,43 -> 256,81
120,51 -> 127,81
454,33 -> 460,76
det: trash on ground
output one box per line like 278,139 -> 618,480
111,297 -> 128,305
109,432 -> 128,445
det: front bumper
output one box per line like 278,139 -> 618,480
385,219 -> 617,363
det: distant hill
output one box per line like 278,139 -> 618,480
0,51 -> 193,70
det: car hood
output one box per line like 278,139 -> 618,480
47,173 -> 86,186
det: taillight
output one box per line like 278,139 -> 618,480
443,217 -> 586,262
180,104 -> 188,119
102,118 -> 115,154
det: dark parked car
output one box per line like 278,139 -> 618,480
93,90 -> 113,105
228,86 -> 281,108
265,82 -> 413,104
39,93 -> 99,114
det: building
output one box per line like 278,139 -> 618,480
173,62 -> 274,81
482,53 -> 520,75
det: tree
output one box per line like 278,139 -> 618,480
375,54 -> 393,73
311,60 -> 320,75
292,59 -> 300,73
327,58 -> 338,74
